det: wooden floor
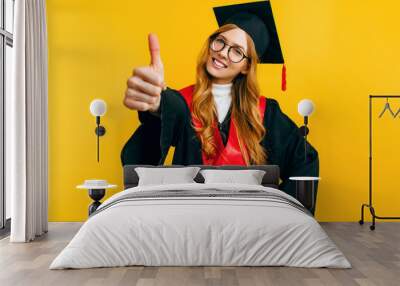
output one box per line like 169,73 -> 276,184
0,222 -> 399,286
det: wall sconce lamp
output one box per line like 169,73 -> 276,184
89,99 -> 107,162
297,99 -> 315,163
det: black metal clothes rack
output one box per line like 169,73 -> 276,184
359,95 -> 400,230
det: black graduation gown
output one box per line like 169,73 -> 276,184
120,87 -> 320,214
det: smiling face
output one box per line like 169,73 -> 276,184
206,28 -> 250,84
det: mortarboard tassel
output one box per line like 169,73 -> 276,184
281,64 -> 286,91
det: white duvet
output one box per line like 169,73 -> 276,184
50,183 -> 351,269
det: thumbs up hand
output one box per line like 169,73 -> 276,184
124,33 -> 165,112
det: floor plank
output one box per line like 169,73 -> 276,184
0,222 -> 399,286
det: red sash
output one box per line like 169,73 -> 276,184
179,85 -> 266,166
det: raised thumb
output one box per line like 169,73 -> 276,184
148,33 -> 163,70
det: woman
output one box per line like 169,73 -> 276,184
121,6 -> 319,213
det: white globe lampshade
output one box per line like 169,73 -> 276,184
298,99 -> 315,117
90,99 -> 107,116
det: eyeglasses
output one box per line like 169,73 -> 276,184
209,36 -> 249,63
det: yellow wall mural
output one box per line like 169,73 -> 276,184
47,0 -> 400,221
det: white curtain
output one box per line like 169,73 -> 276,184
8,0 -> 48,242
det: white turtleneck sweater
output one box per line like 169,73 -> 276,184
211,83 -> 232,123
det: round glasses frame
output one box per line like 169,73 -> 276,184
209,36 -> 249,63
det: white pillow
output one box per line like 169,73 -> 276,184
200,169 -> 266,185
135,167 -> 201,186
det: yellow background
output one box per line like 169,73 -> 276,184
46,0 -> 400,221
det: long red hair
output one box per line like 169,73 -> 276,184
191,24 -> 267,165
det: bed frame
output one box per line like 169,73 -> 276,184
123,165 -> 280,189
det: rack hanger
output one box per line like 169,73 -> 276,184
378,97 -> 396,118
393,107 -> 400,118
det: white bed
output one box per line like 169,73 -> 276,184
49,182 -> 351,269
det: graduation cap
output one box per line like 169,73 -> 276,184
213,1 -> 286,91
